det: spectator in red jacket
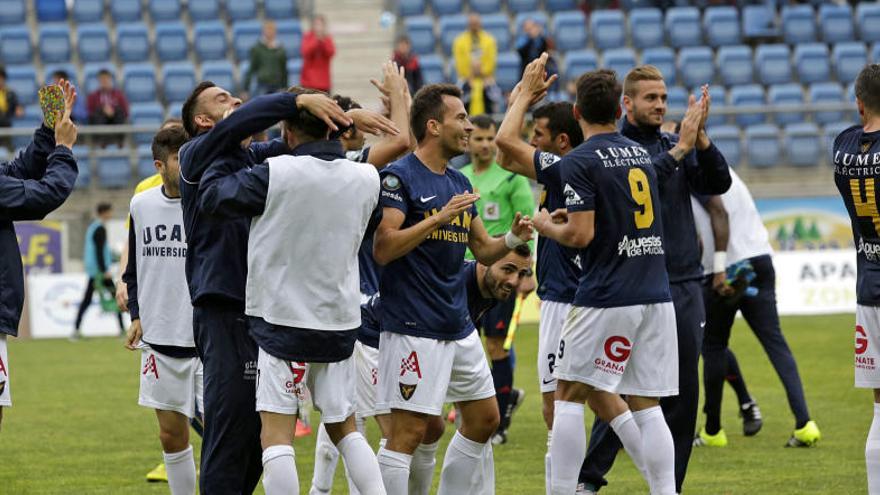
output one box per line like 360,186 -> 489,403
300,15 -> 335,92
87,69 -> 129,147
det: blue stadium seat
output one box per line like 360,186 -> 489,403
194,21 -> 228,61
482,14 -> 510,51
137,145 -> 155,179
162,64 -> 196,103
708,125 -> 741,167
514,12 -> 548,36
43,63 -> 78,85
83,64 -> 114,94
12,114 -> 41,150
629,8 -> 663,50
149,0 -> 180,21
469,0 -> 500,14
665,7 -> 701,48
277,20 -> 302,59
420,54 -> 446,85
602,48 -> 636,79
793,43 -> 830,84
77,24 -> 111,63
110,0 -> 142,22
233,20 -> 263,61
495,52 -> 521,92
286,59 -> 302,86
590,10 -> 624,51
116,23 -> 149,62
745,124 -> 781,169
123,63 -> 158,103
819,4 -> 854,43
785,123 -> 821,167
642,47 -> 676,86
265,0 -> 298,19
825,121 -> 855,163
857,3 -> 880,43
130,102 -> 164,145
551,11 -> 586,53
155,22 -> 189,62
439,14 -> 467,55
678,46 -> 714,88
201,61 -> 235,91
561,49 -> 597,83
729,84 -> 765,127
238,61 -> 252,92
73,0 -> 103,22
508,0 -> 538,14
833,42 -> 867,84
36,0 -> 67,21
743,5 -> 777,38
431,0 -> 462,16
847,81 -> 858,122
781,5 -> 816,44
6,66 -> 38,106
717,45 -> 753,86
226,0 -> 256,20
97,151 -> 132,188
706,85 -> 726,127
546,0 -> 575,11
809,82 -> 845,125
73,146 -> 91,188
873,43 -> 880,64
0,26 -> 32,65
704,6 -> 740,47
666,86 -> 687,111
768,83 -> 804,125
398,0 -> 424,17
38,24 -> 71,63
755,44 -> 792,85
404,16 -> 435,55
0,0 -> 25,25
187,0 -> 219,21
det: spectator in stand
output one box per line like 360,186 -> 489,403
50,70 -> 88,124
87,69 -> 129,147
392,35 -> 423,94
300,15 -> 335,92
0,67 -> 23,150
453,13 -> 501,115
516,19 -> 558,85
244,21 -> 288,96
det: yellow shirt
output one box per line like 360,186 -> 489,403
126,174 -> 163,228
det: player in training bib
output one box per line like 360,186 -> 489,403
833,63 -> 880,494
533,70 -> 678,495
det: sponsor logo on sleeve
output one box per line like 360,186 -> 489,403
563,184 -> 583,207
539,152 -> 561,170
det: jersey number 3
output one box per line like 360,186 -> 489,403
628,168 -> 654,229
851,178 -> 880,236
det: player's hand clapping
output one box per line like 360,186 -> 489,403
519,52 -> 558,106
296,93 -> 352,132
670,95 -> 704,160
370,61 -> 408,100
509,211 -> 534,243
54,79 -> 78,149
532,208 -> 554,235
347,109 -> 400,136
695,84 -> 712,151
437,192 -> 480,225
124,319 -> 142,351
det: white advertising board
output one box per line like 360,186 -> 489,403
772,249 -> 856,315
27,273 -> 130,339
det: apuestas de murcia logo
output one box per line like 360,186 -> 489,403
563,183 -> 583,207
617,235 -> 664,257
858,237 -> 880,262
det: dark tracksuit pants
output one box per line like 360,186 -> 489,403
579,279 -> 705,493
702,254 -> 810,431
194,302 -> 263,495
73,276 -> 124,333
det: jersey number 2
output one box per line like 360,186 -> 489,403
850,179 -> 880,236
628,168 -> 654,229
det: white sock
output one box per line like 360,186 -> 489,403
338,432 -> 386,495
408,440 -> 439,495
633,406 -> 676,495
867,403 -> 880,495
163,445 -> 195,495
310,423 -> 340,494
349,437 -> 388,495
262,444 -> 299,495
608,410 -> 649,483
438,431 -> 487,495
545,430 -> 552,495
479,441 -> 496,495
549,401 -> 585,495
377,447 -> 411,495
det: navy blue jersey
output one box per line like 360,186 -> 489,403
834,125 -> 880,305
533,151 -> 581,304
562,132 -> 672,307
358,292 -> 381,348
377,153 -> 478,340
463,260 -> 499,323
348,146 -> 382,296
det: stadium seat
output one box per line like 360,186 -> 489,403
495,52 -> 521,92
833,42 -> 867,84
824,121 -> 855,164
793,43 -> 830,84
97,151 -> 132,188
546,0 -> 575,11
856,3 -> 880,44
717,45 -> 753,86
398,0 -> 424,17
708,125 -> 741,167
110,0 -> 141,22
785,123 -> 821,167
629,8 -> 664,50
482,14 -> 510,52
745,124 -> 781,169
665,7 -> 701,48
277,20 -> 302,59
431,0 -> 462,16
77,24 -> 111,64
6,66 -> 38,106
439,14 -> 467,55
768,83 -> 804,126
194,21 -> 229,61
286,59 -> 302,86
12,112 -> 40,150
226,0 -> 256,20
149,0 -> 180,21
561,49 -> 597,83
420,54 -> 446,85
847,82 -> 858,122
590,10 -> 625,51
162,64 -> 196,103
265,0 -> 298,18
469,0 -> 500,14
73,146 -> 91,188
130,103 -> 164,145
508,0 -> 538,14
38,24 -> 71,63
201,61 -> 235,92
781,5 -> 816,44
137,145 -> 155,179
729,84 -> 765,127
116,23 -> 149,63
0,26 -> 33,65
43,63 -> 78,85
873,43 -> 880,64
743,5 -> 778,38
36,0 -> 67,21
642,47 -> 676,86
704,6 -> 740,47
706,86 -> 727,127
73,0 -> 103,22
405,16 -> 435,55
755,44 -> 792,85
83,64 -> 114,94
0,0 -> 25,25
665,86 -> 687,113
551,11 -> 586,53
602,48 -> 636,80
514,12 -> 548,36
809,82 -> 845,125
233,20 -> 263,61
155,22 -> 189,62
678,46 -> 714,89
123,63 -> 158,103
819,4 -> 854,43
187,0 -> 219,21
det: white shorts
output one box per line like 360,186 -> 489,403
377,330 -> 495,416
538,300 -> 571,393
855,305 -> 880,388
255,347 -> 356,424
556,303 -> 679,397
355,341 -> 388,419
138,347 -> 202,418
0,335 -> 10,407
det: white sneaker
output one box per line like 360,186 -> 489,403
575,482 -> 598,495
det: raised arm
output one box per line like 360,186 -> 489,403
198,159 -> 269,219
365,62 -> 412,168
468,212 -> 533,266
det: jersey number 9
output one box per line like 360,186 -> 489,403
850,179 -> 880,236
628,168 -> 654,229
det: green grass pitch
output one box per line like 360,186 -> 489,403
0,313 -> 870,494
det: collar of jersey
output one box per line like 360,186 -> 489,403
290,139 -> 345,161
621,118 -> 661,143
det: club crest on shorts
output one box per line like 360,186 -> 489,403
142,354 -> 159,379
399,351 -> 422,401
